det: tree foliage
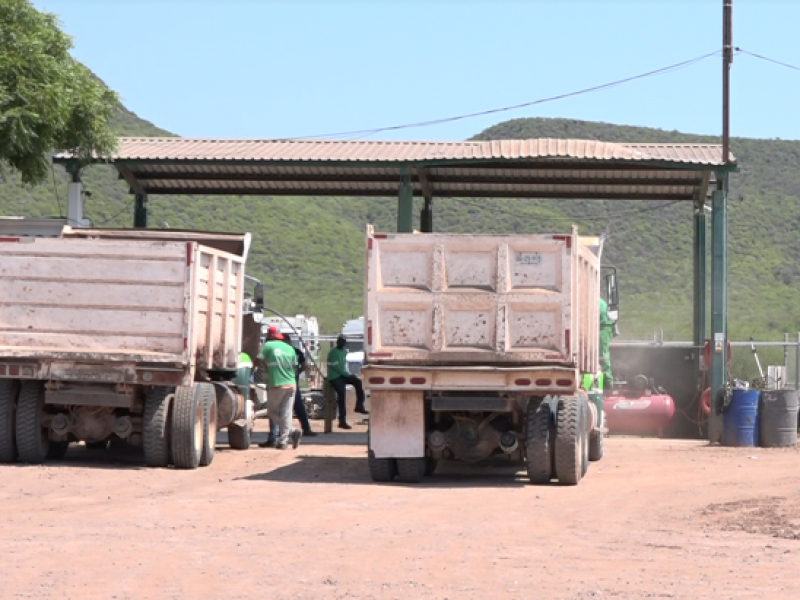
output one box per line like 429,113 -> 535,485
0,0 -> 118,184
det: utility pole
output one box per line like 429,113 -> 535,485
722,0 -> 733,164
709,0 -> 733,443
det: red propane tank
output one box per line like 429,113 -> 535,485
603,392 -> 676,438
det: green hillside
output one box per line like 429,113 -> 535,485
1,103 -> 798,339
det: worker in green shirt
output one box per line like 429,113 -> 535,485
599,297 -> 614,391
327,334 -> 368,430
258,326 -> 302,450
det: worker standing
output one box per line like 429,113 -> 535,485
327,334 -> 368,430
282,331 -> 317,437
258,328 -> 302,450
599,297 -> 614,391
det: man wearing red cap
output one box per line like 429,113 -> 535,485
258,326 -> 301,450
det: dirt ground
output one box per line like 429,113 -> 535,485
2,421 -> 800,600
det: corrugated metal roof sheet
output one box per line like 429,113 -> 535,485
55,137 -> 735,166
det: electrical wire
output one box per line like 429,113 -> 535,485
285,50 -> 721,140
738,48 -> 800,73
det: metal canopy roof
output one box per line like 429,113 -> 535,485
54,137 -> 737,201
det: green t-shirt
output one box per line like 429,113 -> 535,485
259,340 -> 298,387
327,347 -> 349,381
599,297 -> 613,328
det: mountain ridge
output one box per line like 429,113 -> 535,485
1,102 -> 798,339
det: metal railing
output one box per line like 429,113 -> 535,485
612,333 -> 800,390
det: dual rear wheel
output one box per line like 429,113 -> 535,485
526,394 -> 594,486
145,382 -> 219,470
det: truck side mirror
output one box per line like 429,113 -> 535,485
606,273 -> 619,311
253,282 -> 265,310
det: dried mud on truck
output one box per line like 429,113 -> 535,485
363,225 -> 617,485
0,227 -> 264,469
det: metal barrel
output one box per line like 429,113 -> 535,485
722,389 -> 760,447
759,389 -> 799,448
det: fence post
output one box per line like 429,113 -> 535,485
796,332 -> 800,389
784,333 -> 790,374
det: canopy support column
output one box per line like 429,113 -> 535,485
418,168 -> 433,233
708,178 -> 728,443
66,168 -> 90,228
134,193 -> 148,229
397,170 -> 414,233
693,200 -> 707,385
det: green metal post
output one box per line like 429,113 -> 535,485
134,193 -> 148,229
708,181 -> 728,443
420,198 -> 433,233
397,172 -> 414,233
693,204 -> 707,372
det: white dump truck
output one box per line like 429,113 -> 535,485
363,225 -> 616,485
0,227 -> 264,469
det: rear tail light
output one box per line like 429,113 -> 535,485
556,379 -> 573,387
410,377 -> 426,385
535,378 -> 552,386
514,378 -> 531,386
368,377 -> 385,385
367,322 -> 373,346
389,377 -> 406,385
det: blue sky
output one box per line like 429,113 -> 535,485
34,0 -> 800,141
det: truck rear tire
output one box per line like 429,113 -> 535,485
227,422 -> 251,450
0,380 -> 19,463
143,386 -> 173,467
396,458 -> 426,483
589,409 -> 605,461
16,381 -> 49,464
581,396 -> 590,477
525,397 -> 553,484
555,395 -> 584,486
368,454 -> 397,482
589,431 -> 604,461
171,385 -> 204,469
199,383 -> 217,467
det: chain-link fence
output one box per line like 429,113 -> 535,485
611,334 -> 800,390
729,337 -> 799,390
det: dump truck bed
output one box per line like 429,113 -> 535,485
365,226 -> 601,372
0,236 -> 245,379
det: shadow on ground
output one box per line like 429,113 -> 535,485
237,455 -> 530,488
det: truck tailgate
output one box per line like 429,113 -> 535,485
0,237 -> 188,365
365,226 -> 600,369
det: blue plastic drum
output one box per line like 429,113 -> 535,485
722,389 -> 760,447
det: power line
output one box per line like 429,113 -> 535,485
287,50 -> 721,140
738,48 -> 800,73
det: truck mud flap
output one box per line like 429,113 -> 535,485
370,391 -> 424,459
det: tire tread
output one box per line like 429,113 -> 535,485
143,386 -> 173,467
555,395 -> 583,486
526,397 -> 553,484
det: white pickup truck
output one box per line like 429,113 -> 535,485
0,227 -> 262,469
363,225 -> 615,485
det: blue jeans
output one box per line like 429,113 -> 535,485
330,375 -> 366,424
